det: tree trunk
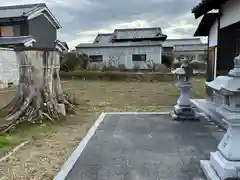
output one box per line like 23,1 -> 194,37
0,49 -> 76,133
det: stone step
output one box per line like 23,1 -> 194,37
191,99 -> 228,130
200,160 -> 221,180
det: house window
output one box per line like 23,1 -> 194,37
0,25 -> 20,37
132,54 -> 146,61
89,55 -> 103,62
0,26 -> 14,37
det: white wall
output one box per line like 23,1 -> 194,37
220,0 -> 240,28
174,44 -> 208,51
115,28 -> 161,39
0,48 -> 19,88
77,45 -> 162,69
209,20 -> 218,47
163,38 -> 202,47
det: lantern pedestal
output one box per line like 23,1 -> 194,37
171,82 -> 199,121
201,114 -> 240,180
171,61 -> 199,121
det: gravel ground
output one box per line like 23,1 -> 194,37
0,79 -> 205,180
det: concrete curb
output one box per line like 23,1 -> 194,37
54,112 -> 107,180
54,111 -> 170,180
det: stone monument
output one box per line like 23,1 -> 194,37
200,55 -> 240,180
171,60 -> 199,121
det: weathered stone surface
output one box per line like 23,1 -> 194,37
197,55 -> 240,180
172,60 -> 199,121
65,114 -> 222,180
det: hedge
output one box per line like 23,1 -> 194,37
60,71 -> 206,82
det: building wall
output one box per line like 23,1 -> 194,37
220,0 -> 240,29
28,14 -> 57,48
76,46 -> 162,69
209,20 -> 218,47
0,48 -> 19,88
114,28 -> 161,39
163,38 -> 202,47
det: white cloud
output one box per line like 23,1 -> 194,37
1,0 -> 201,49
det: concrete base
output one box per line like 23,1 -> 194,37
171,104 -> 199,121
55,113 -> 220,180
191,99 -> 228,129
201,151 -> 240,180
200,160 -> 220,180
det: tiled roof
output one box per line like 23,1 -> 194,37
192,0 -> 229,18
194,13 -> 219,36
0,3 -> 61,29
0,36 -> 35,45
93,33 -> 113,44
0,3 -> 44,18
76,41 -> 163,48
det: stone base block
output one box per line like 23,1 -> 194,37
191,99 -> 228,129
201,151 -> 240,180
171,105 -> 199,121
200,160 -> 220,180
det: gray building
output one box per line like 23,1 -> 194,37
0,3 -> 67,51
76,28 -> 207,70
162,38 -> 208,62
76,27 -> 167,70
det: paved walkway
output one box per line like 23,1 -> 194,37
58,113 -> 225,180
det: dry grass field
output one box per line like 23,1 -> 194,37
0,78 -> 205,179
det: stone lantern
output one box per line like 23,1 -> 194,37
200,55 -> 240,180
171,60 -> 199,121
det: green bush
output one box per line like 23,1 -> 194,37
78,54 -> 89,70
59,71 -> 178,82
133,64 -> 140,72
118,64 -> 127,72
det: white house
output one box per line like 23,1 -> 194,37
162,38 -> 207,62
76,27 -> 167,69
193,0 -> 240,81
76,28 -> 207,70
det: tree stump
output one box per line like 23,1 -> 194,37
0,49 -> 76,133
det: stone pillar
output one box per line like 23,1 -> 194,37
171,60 -> 199,121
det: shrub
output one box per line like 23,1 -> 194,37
133,64 -> 140,72
154,64 -> 171,73
78,54 -> 89,70
59,71 -> 178,82
146,60 -> 154,70
102,65 -> 119,72
118,64 -> 127,72
88,63 -> 102,71
60,53 -> 89,72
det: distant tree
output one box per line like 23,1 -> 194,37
162,55 -> 173,68
60,53 -> 89,72
78,53 -> 89,70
